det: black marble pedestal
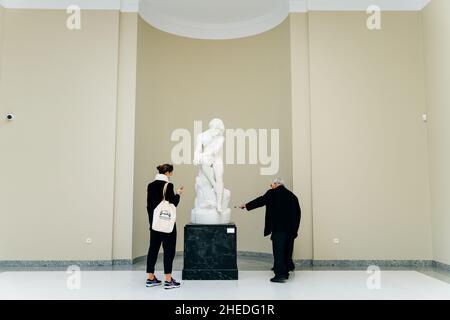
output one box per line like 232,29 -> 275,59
182,223 -> 238,280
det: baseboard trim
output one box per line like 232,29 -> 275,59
432,260 -> 450,272
237,253 -> 434,268
132,251 -> 273,266
310,260 -> 433,268
112,259 -> 133,266
238,251 -> 314,267
130,252 -> 435,269
0,259 -> 133,268
1,253 -> 446,271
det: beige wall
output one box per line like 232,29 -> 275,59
133,17 -> 293,258
290,13 -> 313,259
0,5 -> 4,70
0,5 -> 4,80
0,7 -> 442,264
113,13 -> 138,260
0,10 -> 120,260
422,0 -> 450,265
307,12 -> 432,260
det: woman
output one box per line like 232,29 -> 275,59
146,163 -> 184,289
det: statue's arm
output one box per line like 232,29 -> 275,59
193,134 -> 203,165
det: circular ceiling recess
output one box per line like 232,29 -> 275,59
139,0 -> 291,40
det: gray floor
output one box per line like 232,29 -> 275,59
1,256 -> 449,284
140,255 -> 450,284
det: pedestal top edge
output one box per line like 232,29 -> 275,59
185,223 -> 237,227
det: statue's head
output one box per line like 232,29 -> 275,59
209,118 -> 225,136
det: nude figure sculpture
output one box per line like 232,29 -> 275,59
191,118 -> 231,224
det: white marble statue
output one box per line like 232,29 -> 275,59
191,118 -> 231,224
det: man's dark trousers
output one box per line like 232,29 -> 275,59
271,232 -> 295,278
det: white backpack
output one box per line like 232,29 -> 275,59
152,183 -> 177,233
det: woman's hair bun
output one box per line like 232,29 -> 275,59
157,163 -> 174,174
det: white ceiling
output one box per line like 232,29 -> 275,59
291,0 -> 430,11
0,0 -> 432,39
0,0 -> 432,12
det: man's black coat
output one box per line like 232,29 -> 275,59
245,185 -> 301,238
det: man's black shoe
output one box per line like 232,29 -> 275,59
270,276 -> 287,283
271,266 -> 295,272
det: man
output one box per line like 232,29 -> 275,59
239,178 -> 301,283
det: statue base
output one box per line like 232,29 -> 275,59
191,208 -> 231,224
182,223 -> 238,280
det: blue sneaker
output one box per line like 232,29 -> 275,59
146,277 -> 162,287
164,278 -> 181,289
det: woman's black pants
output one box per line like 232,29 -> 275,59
146,226 -> 177,274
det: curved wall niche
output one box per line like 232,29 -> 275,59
138,0 -> 290,40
